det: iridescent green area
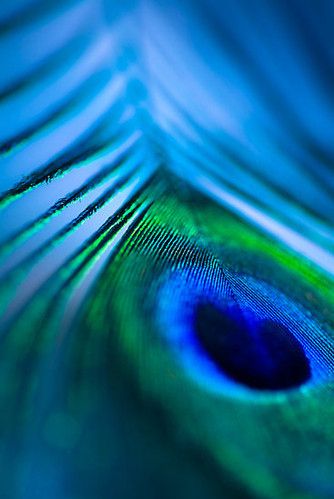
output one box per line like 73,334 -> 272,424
83,177 -> 334,499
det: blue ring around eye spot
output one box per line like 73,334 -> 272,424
156,268 -> 333,400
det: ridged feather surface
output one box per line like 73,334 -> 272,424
0,1 -> 334,498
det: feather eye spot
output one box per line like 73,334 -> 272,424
194,302 -> 312,391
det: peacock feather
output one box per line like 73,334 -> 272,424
0,1 -> 334,498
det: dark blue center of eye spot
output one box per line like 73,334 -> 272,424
194,302 -> 311,391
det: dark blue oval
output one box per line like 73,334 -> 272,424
194,302 -> 311,391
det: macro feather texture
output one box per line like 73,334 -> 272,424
0,1 -> 334,498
